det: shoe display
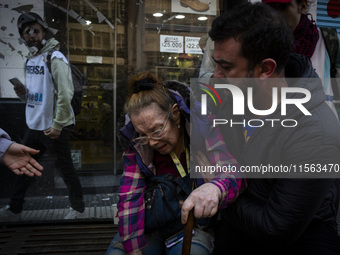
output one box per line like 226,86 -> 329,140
0,205 -> 21,222
180,0 -> 209,12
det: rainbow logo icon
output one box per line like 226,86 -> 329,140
199,82 -> 223,115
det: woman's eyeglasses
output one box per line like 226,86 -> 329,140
132,111 -> 171,145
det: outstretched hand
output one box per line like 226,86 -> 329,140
3,143 -> 43,177
181,183 -> 221,224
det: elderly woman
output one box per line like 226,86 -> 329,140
105,72 -> 246,255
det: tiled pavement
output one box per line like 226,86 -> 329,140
0,223 -> 118,255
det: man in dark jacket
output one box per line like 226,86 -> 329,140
209,3 -> 340,255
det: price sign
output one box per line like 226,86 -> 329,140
185,37 -> 202,54
160,35 -> 184,53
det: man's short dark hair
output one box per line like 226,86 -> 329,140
209,2 -> 293,73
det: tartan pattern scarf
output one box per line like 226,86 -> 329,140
293,14 -> 319,59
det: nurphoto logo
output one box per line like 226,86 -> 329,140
200,81 -> 312,128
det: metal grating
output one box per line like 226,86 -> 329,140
0,194 -> 119,254
0,223 -> 118,255
0,194 -> 118,224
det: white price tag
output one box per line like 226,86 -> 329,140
160,35 -> 184,53
185,37 -> 202,54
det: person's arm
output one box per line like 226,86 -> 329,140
205,127 -> 246,208
225,115 -> 340,244
0,128 -> 13,162
228,178 -> 334,244
118,149 -> 147,254
50,56 -> 74,131
0,128 -> 43,176
181,125 -> 246,223
43,56 -> 74,140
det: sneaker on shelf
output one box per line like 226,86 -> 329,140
0,205 -> 21,222
63,207 -> 84,220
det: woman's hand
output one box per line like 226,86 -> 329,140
180,150 -> 222,224
181,182 -> 221,224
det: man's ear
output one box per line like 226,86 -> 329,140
255,58 -> 277,79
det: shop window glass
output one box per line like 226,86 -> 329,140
0,0 -> 221,224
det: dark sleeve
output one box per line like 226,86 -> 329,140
225,107 -> 340,244
226,178 -> 334,244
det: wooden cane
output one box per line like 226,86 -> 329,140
181,209 -> 194,255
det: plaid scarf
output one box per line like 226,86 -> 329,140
293,14 -> 319,59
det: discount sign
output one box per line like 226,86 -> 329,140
160,35 -> 184,53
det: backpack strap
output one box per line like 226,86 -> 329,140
320,27 -> 340,100
321,28 -> 338,76
45,50 -> 58,93
46,50 -> 67,71
46,51 -> 52,73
